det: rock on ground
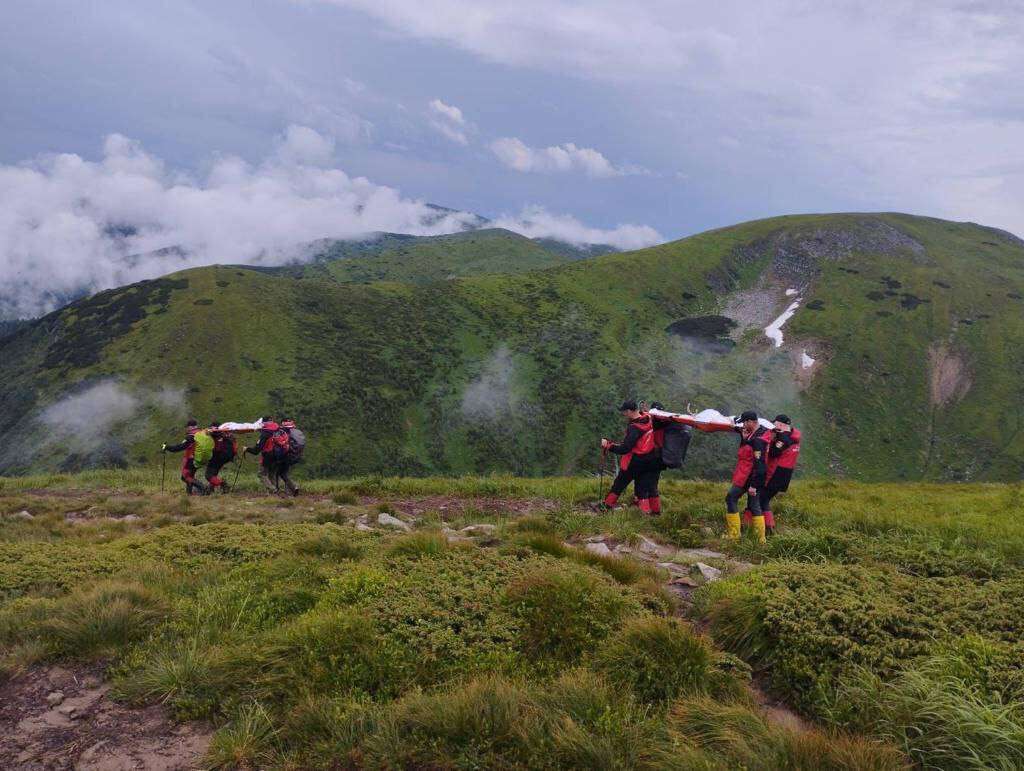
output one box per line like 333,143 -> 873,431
377,512 -> 411,531
0,664 -> 211,770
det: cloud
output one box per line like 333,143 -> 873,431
490,137 -> 639,178
427,98 -> 469,144
0,126 -> 660,317
493,205 -> 661,250
38,380 -> 187,459
461,344 -> 517,419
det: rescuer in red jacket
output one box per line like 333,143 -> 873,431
162,419 -> 208,496
760,414 -> 801,536
600,400 -> 661,514
725,410 -> 771,542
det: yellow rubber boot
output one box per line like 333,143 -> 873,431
725,513 -> 741,540
751,514 -> 767,544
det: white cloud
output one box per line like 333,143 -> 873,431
490,137 -> 637,178
429,98 -> 465,125
428,98 -> 469,144
0,127 -> 661,317
493,205 -> 661,250
317,0 -> 1024,236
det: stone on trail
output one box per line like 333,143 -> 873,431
13,510 -> 33,520
656,562 -> 691,577
690,562 -> 723,583
460,524 -> 497,536
377,512 -> 411,531
355,522 -> 375,532
46,692 -> 64,707
585,541 -> 614,557
678,547 -> 726,561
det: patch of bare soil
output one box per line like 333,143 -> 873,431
929,344 -> 972,407
360,495 -> 558,521
0,664 -> 211,770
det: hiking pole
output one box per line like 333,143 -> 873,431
598,442 -> 608,505
232,452 -> 245,491
160,450 -> 166,493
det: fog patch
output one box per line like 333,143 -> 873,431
461,344 -> 517,419
39,380 -> 187,459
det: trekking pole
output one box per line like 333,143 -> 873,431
160,450 -> 166,493
598,443 -> 608,504
232,452 -> 245,491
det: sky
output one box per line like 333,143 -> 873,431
1,0 -> 1023,316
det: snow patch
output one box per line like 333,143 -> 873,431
801,350 -> 815,369
764,300 -> 800,348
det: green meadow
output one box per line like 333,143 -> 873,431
2,473 -> 1021,769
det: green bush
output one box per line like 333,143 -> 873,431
595,617 -> 748,704
386,530 -> 449,558
670,697 -> 906,770
292,532 -> 364,561
505,565 -> 631,664
824,647 -> 1024,771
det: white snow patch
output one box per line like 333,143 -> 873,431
765,300 -> 800,348
801,350 -> 816,369
785,288 -> 798,296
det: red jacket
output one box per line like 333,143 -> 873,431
766,427 -> 801,481
732,426 -> 771,487
610,414 -> 657,471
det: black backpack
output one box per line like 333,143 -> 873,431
286,428 -> 306,463
660,423 -> 691,469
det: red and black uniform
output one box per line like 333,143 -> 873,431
760,427 -> 801,530
165,426 -> 207,495
246,421 -> 281,492
204,430 -> 237,492
604,414 -> 661,513
726,425 -> 770,516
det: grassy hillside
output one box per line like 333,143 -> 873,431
1,212 -> 1023,480
2,474 -> 1022,768
300,228 -> 598,284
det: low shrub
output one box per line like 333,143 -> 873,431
331,490 -> 358,505
292,532 -> 364,561
505,565 -> 631,664
595,617 -> 748,704
824,647 -> 1024,771
670,697 -> 906,770
37,580 -> 167,658
386,530 -> 449,558
207,700 -> 280,770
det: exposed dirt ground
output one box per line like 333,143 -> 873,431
0,664 -> 210,770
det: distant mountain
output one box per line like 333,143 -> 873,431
3,212 -> 1022,480
0,206 -> 617,319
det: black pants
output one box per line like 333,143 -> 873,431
611,457 -> 660,500
277,462 -> 299,495
759,468 -> 792,512
610,465 -> 636,496
726,484 -> 761,515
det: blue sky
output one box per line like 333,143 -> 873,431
1,0 -> 1022,315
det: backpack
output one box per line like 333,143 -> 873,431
270,429 -> 290,461
286,428 -> 306,463
660,423 -> 691,469
213,434 -> 236,462
193,430 -> 215,466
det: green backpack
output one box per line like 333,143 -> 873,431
193,430 -> 214,466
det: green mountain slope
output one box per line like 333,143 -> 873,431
299,228 -> 587,284
2,212 -> 1023,480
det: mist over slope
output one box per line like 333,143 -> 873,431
2,212 -> 1022,480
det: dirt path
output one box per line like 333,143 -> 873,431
0,664 -> 211,770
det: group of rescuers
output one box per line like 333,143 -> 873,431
161,416 -> 305,497
158,401 -> 799,542
600,400 -> 800,543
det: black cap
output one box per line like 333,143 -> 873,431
186,418 -> 198,427
618,400 -> 638,412
738,410 -> 758,422
650,401 -> 664,410
773,414 -> 791,425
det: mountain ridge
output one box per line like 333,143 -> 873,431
2,211 -> 1022,480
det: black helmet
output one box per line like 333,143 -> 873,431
738,410 -> 758,422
